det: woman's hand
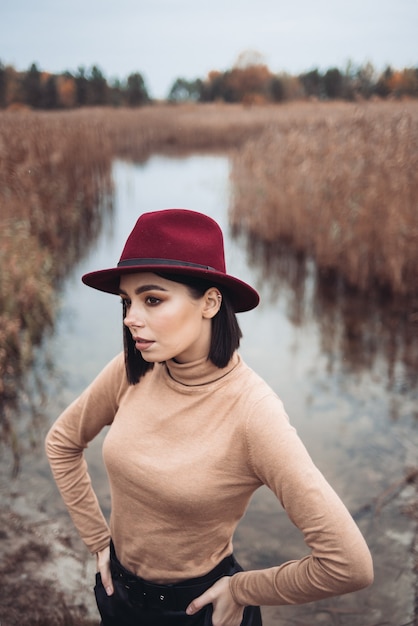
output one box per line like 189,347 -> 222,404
96,544 -> 114,596
186,576 -> 244,626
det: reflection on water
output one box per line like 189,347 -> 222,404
0,186 -> 114,477
3,153 -> 417,482
2,154 -> 417,625
234,232 -> 418,406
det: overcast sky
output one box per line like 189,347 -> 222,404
1,0 -> 417,98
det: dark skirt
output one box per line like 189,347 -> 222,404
94,542 -> 262,625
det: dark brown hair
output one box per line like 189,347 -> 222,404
123,273 -> 242,384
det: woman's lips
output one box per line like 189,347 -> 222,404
133,337 -> 154,350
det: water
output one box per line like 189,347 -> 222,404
4,154 -> 417,624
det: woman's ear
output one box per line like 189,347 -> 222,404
202,288 -> 222,319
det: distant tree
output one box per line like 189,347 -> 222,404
168,77 -> 202,102
22,63 -> 42,108
401,67 -> 418,97
215,70 -> 239,102
109,78 -> 123,106
384,67 -> 418,97
279,73 -> 305,100
41,74 -> 59,109
57,73 -> 77,108
414,68 -> 418,95
75,66 -> 88,106
299,69 -> 324,99
234,64 -> 271,100
342,60 -> 355,99
126,72 -> 149,106
234,49 -> 267,70
354,62 -> 376,99
387,70 -> 405,95
0,61 -> 6,108
324,67 -> 344,99
203,64 -> 272,103
200,71 -> 224,102
4,66 -> 21,107
88,65 -> 107,105
375,66 -> 393,97
201,51 -> 273,104
269,76 -> 285,102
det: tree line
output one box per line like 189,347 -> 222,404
0,63 -> 150,109
169,61 -> 418,104
1,57 -> 417,110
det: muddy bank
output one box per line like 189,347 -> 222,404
1,130 -> 418,625
0,505 -> 97,625
1,443 -> 416,626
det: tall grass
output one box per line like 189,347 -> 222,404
0,101 -> 336,409
1,102 -> 417,624
0,110 -> 113,447
1,101 -> 417,415
229,101 -> 418,296
94,102 -> 283,159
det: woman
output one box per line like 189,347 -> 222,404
46,208 -> 373,626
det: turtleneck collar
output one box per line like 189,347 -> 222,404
164,352 -> 240,387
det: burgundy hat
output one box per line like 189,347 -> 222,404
82,208 -> 259,312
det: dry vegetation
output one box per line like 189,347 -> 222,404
229,101 -> 418,296
1,101 -> 418,415
0,112 -> 112,401
0,100 -> 417,625
0,101 -> 326,410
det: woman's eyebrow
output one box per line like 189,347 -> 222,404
119,284 -> 169,296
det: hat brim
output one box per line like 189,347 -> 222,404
82,264 -> 259,313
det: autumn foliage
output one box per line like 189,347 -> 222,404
0,62 -> 150,109
229,102 -> 418,296
1,55 -> 418,109
0,112 -> 113,408
1,101 -> 417,416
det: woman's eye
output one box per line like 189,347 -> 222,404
120,298 -> 131,308
145,296 -> 161,306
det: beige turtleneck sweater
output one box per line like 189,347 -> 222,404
45,352 -> 373,606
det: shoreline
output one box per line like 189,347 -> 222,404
1,445 -> 416,625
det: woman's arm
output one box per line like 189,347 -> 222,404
230,394 -> 373,606
45,353 -> 128,554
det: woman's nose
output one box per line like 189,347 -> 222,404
123,304 -> 144,327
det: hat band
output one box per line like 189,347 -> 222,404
117,258 -> 217,272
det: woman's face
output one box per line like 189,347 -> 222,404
119,272 -> 220,364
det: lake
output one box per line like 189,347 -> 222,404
3,153 -> 417,625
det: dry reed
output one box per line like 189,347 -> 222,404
0,110 -> 113,412
1,101 -> 417,413
1,100 -> 417,625
229,101 -> 418,296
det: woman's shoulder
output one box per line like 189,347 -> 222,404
229,356 -> 288,425
235,355 -> 281,401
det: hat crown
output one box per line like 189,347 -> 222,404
82,208 -> 260,312
120,209 -> 226,273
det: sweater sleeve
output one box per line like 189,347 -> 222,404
229,393 -> 373,606
45,352 -> 128,554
